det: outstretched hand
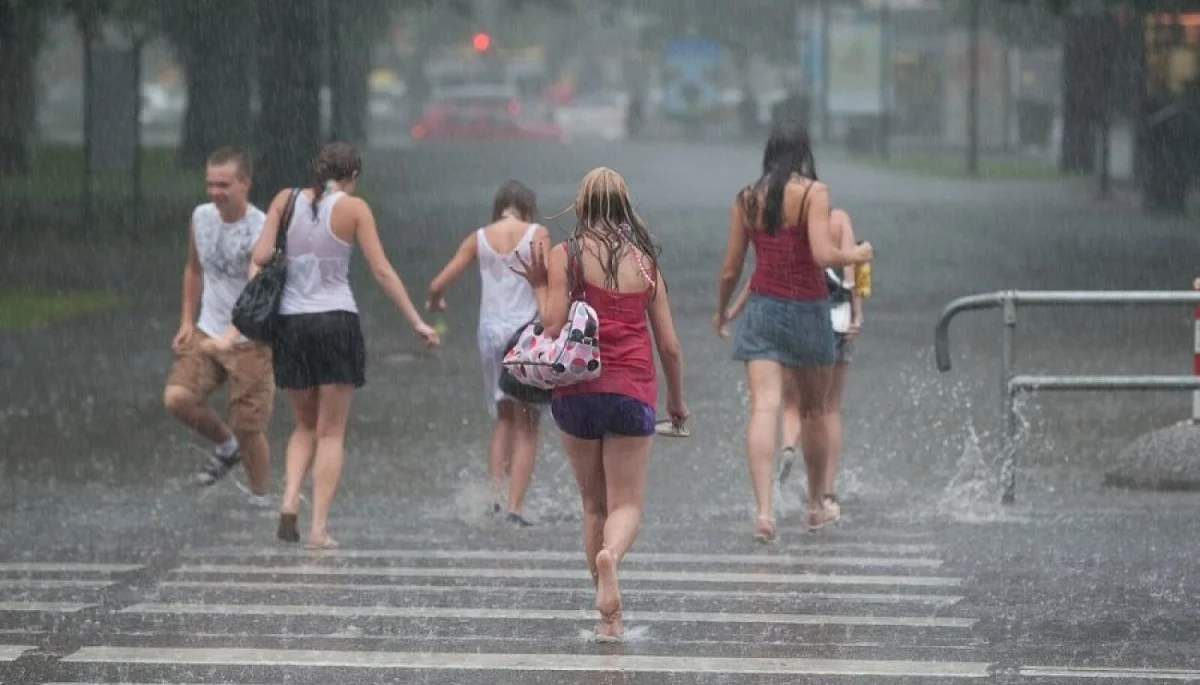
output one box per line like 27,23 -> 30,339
510,240 -> 549,289
426,295 -> 447,313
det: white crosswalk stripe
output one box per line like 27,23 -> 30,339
13,521 -> 1180,682
2,522 -> 1009,682
0,645 -> 34,662
8,531 -> 1188,682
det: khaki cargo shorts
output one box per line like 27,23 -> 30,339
166,330 -> 275,433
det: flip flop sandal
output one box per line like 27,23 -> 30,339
655,418 -> 691,437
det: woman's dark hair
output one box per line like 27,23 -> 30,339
566,167 -> 662,295
309,142 -> 362,219
741,119 -> 818,235
491,180 -> 538,222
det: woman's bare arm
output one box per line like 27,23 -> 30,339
647,268 -> 684,406
806,185 -> 866,268
427,232 -> 479,302
532,241 -> 571,338
832,209 -> 863,324
250,188 -> 295,273
352,197 -> 427,329
727,279 -> 753,319
716,199 -> 750,316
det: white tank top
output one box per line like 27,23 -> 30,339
279,191 -> 358,315
476,223 -> 540,339
191,202 -> 265,339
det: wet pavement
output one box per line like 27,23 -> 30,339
3,139 -> 1200,683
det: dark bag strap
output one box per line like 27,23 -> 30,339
274,188 -> 301,254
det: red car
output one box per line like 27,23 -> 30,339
411,96 -> 567,142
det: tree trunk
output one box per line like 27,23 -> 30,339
254,0 -> 322,208
167,0 -> 255,169
0,1 -> 43,176
331,34 -> 371,144
1060,14 -> 1111,174
329,0 -> 372,145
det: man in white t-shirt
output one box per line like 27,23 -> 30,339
163,147 -> 274,505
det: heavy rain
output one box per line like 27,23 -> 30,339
2,0 -> 1200,683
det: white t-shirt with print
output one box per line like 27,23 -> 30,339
191,202 -> 266,339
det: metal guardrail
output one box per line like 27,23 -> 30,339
934,290 -> 1200,504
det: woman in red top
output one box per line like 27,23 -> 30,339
714,121 -> 872,541
516,167 -> 688,642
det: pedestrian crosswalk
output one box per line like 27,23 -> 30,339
2,525 -> 1193,683
1,524 -> 1000,683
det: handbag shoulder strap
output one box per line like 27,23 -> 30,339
275,188 -> 300,252
566,237 -> 585,299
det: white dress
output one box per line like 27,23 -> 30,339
476,223 -> 541,417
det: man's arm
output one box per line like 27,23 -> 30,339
180,221 -> 202,326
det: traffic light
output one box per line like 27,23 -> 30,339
472,32 -> 492,53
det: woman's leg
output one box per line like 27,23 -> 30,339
308,383 -> 354,547
506,402 -> 541,518
820,360 -> 851,520
791,364 -> 836,530
593,433 -> 653,637
278,388 -> 319,542
778,376 -> 803,482
489,400 -> 516,510
560,431 -> 606,579
745,360 -> 784,538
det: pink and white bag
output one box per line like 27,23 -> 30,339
502,238 -> 602,390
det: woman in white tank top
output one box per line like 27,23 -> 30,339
249,142 -> 440,550
427,181 -> 548,527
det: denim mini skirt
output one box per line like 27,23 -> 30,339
731,292 -> 837,368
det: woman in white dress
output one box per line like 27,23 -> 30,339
427,181 -> 549,526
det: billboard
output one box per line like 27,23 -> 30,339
661,37 -> 721,120
828,15 -> 884,116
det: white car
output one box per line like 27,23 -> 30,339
554,91 -> 629,141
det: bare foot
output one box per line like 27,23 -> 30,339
305,535 -> 339,551
594,548 -> 622,639
805,506 -> 826,532
822,494 -> 842,523
753,516 -> 776,544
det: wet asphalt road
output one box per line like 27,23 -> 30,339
2,138 -> 1200,683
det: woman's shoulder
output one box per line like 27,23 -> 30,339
271,187 -> 298,208
786,176 -> 824,192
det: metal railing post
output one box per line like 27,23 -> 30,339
935,289 -> 1200,506
1000,292 -> 1018,504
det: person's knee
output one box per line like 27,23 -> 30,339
749,398 -> 782,417
517,405 -> 541,433
163,385 -> 198,416
314,421 -> 346,441
580,495 -> 608,518
233,428 -> 266,447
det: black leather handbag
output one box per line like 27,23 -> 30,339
231,188 -> 300,343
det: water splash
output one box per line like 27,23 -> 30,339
578,624 -> 651,643
928,417 -> 1032,525
445,472 -> 500,526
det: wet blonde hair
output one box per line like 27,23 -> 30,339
556,167 -> 660,293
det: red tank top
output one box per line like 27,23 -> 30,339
553,247 -> 657,408
748,222 -> 828,300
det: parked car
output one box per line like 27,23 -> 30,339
411,88 -> 566,143
553,90 -> 629,141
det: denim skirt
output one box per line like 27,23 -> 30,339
731,293 -> 836,368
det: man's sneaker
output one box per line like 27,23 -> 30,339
246,492 -> 274,509
196,450 -> 240,487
